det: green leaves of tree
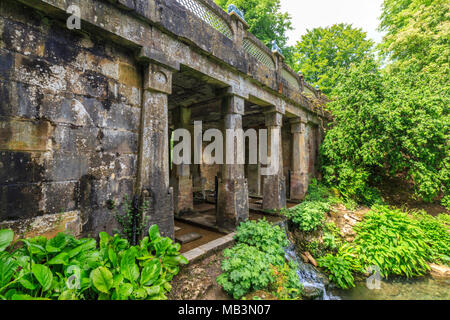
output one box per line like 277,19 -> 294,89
291,23 -> 374,95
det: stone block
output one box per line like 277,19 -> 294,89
0,119 -> 52,152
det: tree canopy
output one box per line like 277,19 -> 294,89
291,24 -> 374,95
320,0 -> 449,207
379,0 -> 449,75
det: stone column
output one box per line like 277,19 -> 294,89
216,94 -> 249,232
262,111 -> 286,210
171,106 -> 194,215
136,63 -> 174,238
289,118 -> 309,200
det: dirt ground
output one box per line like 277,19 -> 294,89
168,251 -> 232,300
378,176 -> 448,216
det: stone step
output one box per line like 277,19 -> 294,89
176,232 -> 202,244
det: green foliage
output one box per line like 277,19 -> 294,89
283,201 -> 329,232
412,211 -> 450,265
217,219 -> 302,299
321,59 -> 449,205
233,219 -> 288,256
270,262 -> 303,300
353,206 -> 432,278
291,23 -> 374,94
0,225 -> 187,300
317,243 -> 359,289
379,0 -> 449,75
282,181 -> 338,232
214,0 -> 293,61
217,244 -> 276,299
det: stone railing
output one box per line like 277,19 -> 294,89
175,0 -> 322,101
243,37 -> 276,70
281,67 -> 301,90
175,0 -> 233,39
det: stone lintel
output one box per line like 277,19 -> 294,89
137,47 -> 180,72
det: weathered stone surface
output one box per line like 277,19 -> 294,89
0,0 -> 327,241
176,232 -> 202,244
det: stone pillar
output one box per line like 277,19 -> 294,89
171,106 -> 194,215
216,95 -> 249,232
262,111 -> 286,210
136,63 -> 174,238
289,118 -> 309,200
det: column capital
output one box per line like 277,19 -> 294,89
264,110 -> 283,127
290,117 -> 307,133
222,94 -> 245,115
143,63 -> 172,94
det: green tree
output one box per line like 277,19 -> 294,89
379,0 -> 450,74
214,0 -> 293,54
291,24 -> 374,94
321,59 -> 449,205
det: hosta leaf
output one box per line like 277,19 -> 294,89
0,254 -> 18,287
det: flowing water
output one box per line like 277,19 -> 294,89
280,220 -> 450,300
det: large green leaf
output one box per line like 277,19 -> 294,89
90,267 -> 113,294
141,259 -> 161,285
120,247 -> 139,282
31,264 -> 53,291
0,229 -> 14,252
67,239 -> 96,258
117,283 -> 133,300
149,225 -> 160,241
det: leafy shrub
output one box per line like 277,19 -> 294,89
317,243 -> 360,289
353,206 -> 432,278
270,262 -> 303,300
217,220 -> 302,299
0,225 -> 187,300
234,219 -> 288,256
412,211 -> 450,265
283,201 -> 329,232
321,59 -> 449,206
217,244 -> 276,299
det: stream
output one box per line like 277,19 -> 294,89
280,221 -> 450,300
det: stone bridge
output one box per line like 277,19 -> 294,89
0,0 -> 328,239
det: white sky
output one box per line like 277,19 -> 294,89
279,0 -> 386,46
